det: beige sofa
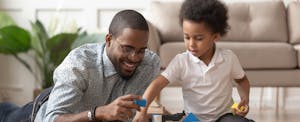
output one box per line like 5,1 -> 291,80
146,1 -> 300,87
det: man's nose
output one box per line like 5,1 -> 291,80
128,52 -> 143,63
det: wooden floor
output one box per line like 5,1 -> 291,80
160,87 -> 300,122
244,88 -> 300,122
247,108 -> 300,122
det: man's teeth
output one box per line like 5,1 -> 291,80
124,62 -> 135,68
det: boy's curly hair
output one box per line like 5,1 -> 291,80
179,0 -> 229,36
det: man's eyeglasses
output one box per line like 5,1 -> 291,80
115,39 -> 146,57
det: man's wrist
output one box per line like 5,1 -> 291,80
87,111 -> 93,121
88,106 -> 98,122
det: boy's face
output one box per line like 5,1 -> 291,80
106,28 -> 148,79
183,20 -> 220,59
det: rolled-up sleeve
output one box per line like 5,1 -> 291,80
44,49 -> 88,122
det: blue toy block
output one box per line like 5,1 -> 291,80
134,99 -> 146,107
182,113 -> 200,122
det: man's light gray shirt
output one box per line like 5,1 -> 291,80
35,42 -> 160,122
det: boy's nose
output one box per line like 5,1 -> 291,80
189,39 -> 196,47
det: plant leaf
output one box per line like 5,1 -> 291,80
35,20 -> 49,41
46,33 -> 78,66
30,20 -> 49,56
0,25 -> 31,54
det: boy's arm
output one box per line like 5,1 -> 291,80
143,75 -> 169,112
134,75 -> 169,121
234,75 -> 250,116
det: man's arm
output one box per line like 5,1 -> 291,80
54,111 -> 89,122
54,94 -> 141,122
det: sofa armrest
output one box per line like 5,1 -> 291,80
147,21 -> 161,54
294,44 -> 300,68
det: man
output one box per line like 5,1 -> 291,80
1,10 -> 160,122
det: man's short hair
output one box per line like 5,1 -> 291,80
179,0 -> 229,36
109,10 -> 149,38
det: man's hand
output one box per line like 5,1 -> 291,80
95,94 -> 141,121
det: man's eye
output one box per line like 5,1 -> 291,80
138,49 -> 146,54
124,47 -> 133,52
122,46 -> 133,52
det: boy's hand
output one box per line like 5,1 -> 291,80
133,110 -> 149,122
233,99 -> 249,117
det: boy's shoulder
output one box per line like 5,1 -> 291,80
175,51 -> 190,59
218,48 -> 235,56
217,48 -> 239,61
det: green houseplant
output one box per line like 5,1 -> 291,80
0,12 -> 104,89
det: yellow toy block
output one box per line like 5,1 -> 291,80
231,103 -> 246,113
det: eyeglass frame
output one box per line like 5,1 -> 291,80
114,38 -> 147,57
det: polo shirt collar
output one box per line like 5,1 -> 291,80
188,46 -> 224,65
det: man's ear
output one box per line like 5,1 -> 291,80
105,34 -> 112,46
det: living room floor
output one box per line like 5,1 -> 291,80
248,108 -> 300,122
160,87 -> 300,122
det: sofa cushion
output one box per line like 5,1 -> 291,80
159,43 -> 185,68
288,2 -> 300,44
246,70 -> 300,87
147,1 -> 288,44
159,42 -> 297,69
222,1 -> 288,42
217,42 -> 297,69
147,21 -> 161,54
146,1 -> 183,43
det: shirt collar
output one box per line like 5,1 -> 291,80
103,46 -> 117,77
188,46 -> 224,65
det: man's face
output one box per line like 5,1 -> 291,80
106,28 -> 148,79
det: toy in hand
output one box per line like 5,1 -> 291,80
134,99 -> 146,107
231,103 -> 247,113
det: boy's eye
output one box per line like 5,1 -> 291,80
184,36 -> 190,40
195,36 -> 203,40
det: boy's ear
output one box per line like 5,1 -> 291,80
213,33 -> 221,42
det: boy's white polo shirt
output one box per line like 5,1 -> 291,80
161,47 -> 245,122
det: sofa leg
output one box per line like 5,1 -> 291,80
275,87 -> 279,114
260,87 -> 264,111
282,87 -> 287,111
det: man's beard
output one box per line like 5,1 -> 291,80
117,68 -> 135,80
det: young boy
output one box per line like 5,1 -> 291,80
133,0 -> 253,122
